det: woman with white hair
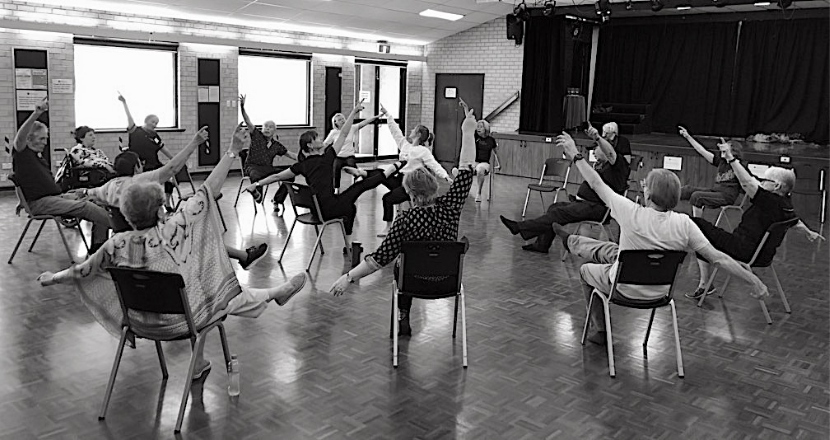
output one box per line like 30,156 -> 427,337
472,119 -> 500,202
328,99 -> 477,336
685,142 -> 823,299
324,110 -> 382,193
37,124 -> 307,379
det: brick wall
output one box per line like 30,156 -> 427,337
0,0 -> 425,187
421,18 -> 524,134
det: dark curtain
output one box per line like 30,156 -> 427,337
730,19 -> 829,144
593,22 -> 738,135
520,16 -> 566,134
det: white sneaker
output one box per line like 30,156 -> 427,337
475,195 -> 482,202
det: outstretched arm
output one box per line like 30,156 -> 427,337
697,243 -> 769,298
13,98 -> 48,152
678,126 -> 715,164
381,104 -> 407,151
244,168 -> 296,191
557,132 -> 619,205
356,113 -> 382,130
331,100 -> 364,156
718,142 -> 758,198
585,123 -> 617,165
153,127 -> 209,182
203,123 -> 250,196
118,93 -> 137,133
239,94 -> 255,131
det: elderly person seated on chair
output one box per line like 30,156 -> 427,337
85,127 -> 268,270
685,142 -> 823,299
595,122 -> 632,164
37,124 -> 307,379
550,132 -> 770,345
500,123 -> 630,254
678,127 -> 743,218
12,98 -> 112,253
328,97 -> 477,337
472,119 -> 500,203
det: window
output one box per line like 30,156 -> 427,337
238,52 -> 310,127
74,40 -> 178,130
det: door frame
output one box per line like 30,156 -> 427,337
354,59 -> 407,160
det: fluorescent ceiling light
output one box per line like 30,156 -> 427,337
677,5 -> 692,9
754,1 -> 771,4
419,9 -> 464,21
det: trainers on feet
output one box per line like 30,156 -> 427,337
685,285 -> 717,299
240,243 -> 268,270
273,274 -> 307,306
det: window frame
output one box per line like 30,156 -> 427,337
73,37 -> 180,132
237,48 -> 312,128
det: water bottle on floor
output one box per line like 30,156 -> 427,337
227,354 -> 240,397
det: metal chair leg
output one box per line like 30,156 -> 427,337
393,287 -> 399,368
759,299 -> 773,325
155,341 -> 169,379
278,219 -> 297,263
307,224 -> 327,272
719,275 -> 732,298
338,221 -> 348,248
218,323 -> 232,368
217,204 -> 227,232
8,218 -> 34,264
487,172 -> 493,201
99,327 -> 129,420
669,300 -> 684,378
389,285 -> 395,340
461,285 -> 468,368
76,222 -> 89,252
234,179 -> 245,207
175,333 -> 208,433
644,309 -> 656,347
539,193 -> 545,211
697,268 -> 719,308
28,220 -> 47,252
769,265 -> 791,313
452,295 -> 459,338
54,219 -> 76,263
313,225 -> 325,255
602,298 -> 615,377
521,189 -> 531,217
581,291 -> 595,345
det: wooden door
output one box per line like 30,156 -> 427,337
433,73 -> 484,165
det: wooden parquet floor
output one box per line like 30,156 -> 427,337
0,173 -> 827,439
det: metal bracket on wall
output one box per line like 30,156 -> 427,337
484,90 -> 520,122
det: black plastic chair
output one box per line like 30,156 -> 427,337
696,217 -> 799,324
233,149 -> 269,214
391,240 -> 469,368
100,268 -> 232,433
581,250 -> 687,378
8,175 -> 88,264
522,158 -> 571,217
279,182 -> 347,272
626,154 -> 645,205
172,166 -> 227,232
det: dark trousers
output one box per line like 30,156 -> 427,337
518,200 -> 608,251
248,164 -> 291,205
333,156 -> 357,189
692,217 -> 756,263
320,169 -> 388,234
381,174 -> 410,222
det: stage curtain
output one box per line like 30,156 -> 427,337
519,15 -> 566,134
730,18 -> 829,144
593,21 -> 738,135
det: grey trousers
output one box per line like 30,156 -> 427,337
28,194 -> 112,247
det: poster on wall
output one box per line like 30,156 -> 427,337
16,90 -> 48,111
359,90 -> 371,102
31,69 -> 48,89
15,69 -> 32,89
52,79 -> 73,94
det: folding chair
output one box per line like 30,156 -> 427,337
233,150 -> 269,214
696,217 -> 799,324
100,268 -> 232,433
8,176 -> 88,264
703,192 -> 748,230
173,165 -> 227,231
581,250 -> 687,378
625,155 -> 645,205
522,158 -> 571,217
391,240 -> 469,368
278,182 -> 347,272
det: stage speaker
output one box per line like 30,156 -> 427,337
506,14 -> 524,44
570,21 -> 592,44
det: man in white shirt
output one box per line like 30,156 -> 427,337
552,132 -> 769,345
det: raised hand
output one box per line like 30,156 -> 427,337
353,98 -> 366,113
678,126 -> 690,139
585,124 -> 600,141
238,94 -> 246,106
193,126 -> 209,144
459,98 -> 474,118
35,98 -> 49,114
379,104 -> 389,117
556,132 -> 579,161
117,92 -> 126,103
230,122 -> 250,153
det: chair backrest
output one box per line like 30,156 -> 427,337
239,149 -> 250,177
749,216 -> 799,267
8,174 -> 33,217
610,250 -> 687,307
174,165 -> 196,193
538,158 -> 571,186
284,182 -> 324,219
397,241 -> 467,298
107,267 -> 196,334
107,206 -> 132,233
629,154 -> 643,173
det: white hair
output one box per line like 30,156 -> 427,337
764,166 -> 796,194
602,122 -> 618,136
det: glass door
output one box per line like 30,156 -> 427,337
354,61 -> 406,159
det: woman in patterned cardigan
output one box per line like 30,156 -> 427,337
329,98 -> 478,336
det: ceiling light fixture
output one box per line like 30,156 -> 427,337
651,0 -> 665,11
753,1 -> 771,5
419,9 -> 464,21
677,4 -> 692,9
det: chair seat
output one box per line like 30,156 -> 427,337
609,291 -> 672,309
527,184 -> 561,192
295,212 -> 323,225
399,289 -> 461,300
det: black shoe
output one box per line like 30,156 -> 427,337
274,203 -> 284,216
587,331 -> 608,346
240,243 -> 268,270
500,215 -> 521,236
552,223 -> 571,253
398,315 -> 412,336
685,285 -> 717,299
248,187 -> 264,204
522,243 -> 548,254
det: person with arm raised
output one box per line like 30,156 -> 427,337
324,111 -> 382,194
678,126 -> 742,217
